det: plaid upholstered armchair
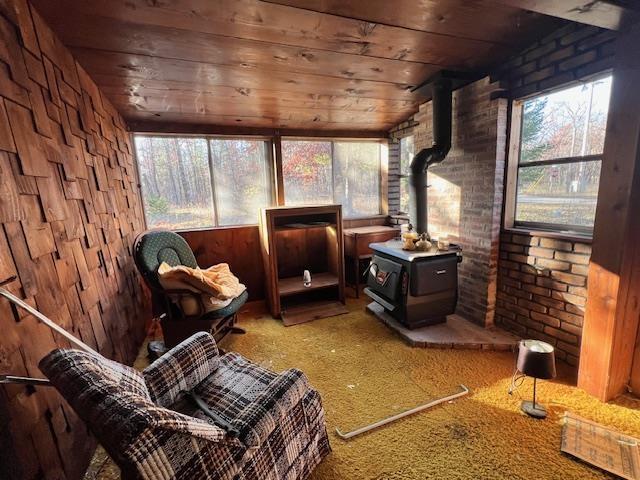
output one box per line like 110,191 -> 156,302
39,332 -> 331,480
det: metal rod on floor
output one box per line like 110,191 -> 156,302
0,276 -> 99,356
0,374 -> 52,386
336,384 -> 470,440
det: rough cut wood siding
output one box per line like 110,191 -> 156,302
0,1 -> 149,478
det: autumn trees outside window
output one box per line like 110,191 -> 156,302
508,75 -> 612,234
282,140 -> 333,206
134,136 -> 384,230
134,136 -> 273,229
282,139 -> 383,218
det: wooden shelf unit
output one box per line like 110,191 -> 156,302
259,205 -> 347,325
278,272 -> 340,296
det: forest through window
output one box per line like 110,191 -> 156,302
282,139 -> 382,217
513,75 -> 612,233
134,136 -> 272,229
135,135 -> 383,230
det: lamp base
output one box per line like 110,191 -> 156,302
521,400 -> 547,419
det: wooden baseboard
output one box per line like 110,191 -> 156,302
282,300 -> 349,326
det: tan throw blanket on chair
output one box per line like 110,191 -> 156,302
157,262 -> 246,316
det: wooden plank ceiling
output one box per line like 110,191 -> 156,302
30,0 -> 566,132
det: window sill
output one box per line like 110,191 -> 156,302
173,224 -> 259,234
503,227 -> 592,244
155,214 -> 389,234
344,214 -> 387,221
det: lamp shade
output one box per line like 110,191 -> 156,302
517,339 -> 556,379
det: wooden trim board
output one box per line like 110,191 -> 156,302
281,300 -> 348,327
561,412 -> 640,480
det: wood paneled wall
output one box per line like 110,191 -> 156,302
178,218 -> 389,304
0,1 -> 148,478
578,22 -> 640,401
179,227 -> 265,302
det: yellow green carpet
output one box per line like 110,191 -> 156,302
87,299 -> 640,479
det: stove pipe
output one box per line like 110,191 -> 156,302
410,78 -> 452,235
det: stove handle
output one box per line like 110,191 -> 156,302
362,260 -> 378,278
365,260 -> 377,279
367,262 -> 396,287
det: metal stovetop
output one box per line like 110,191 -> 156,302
369,240 -> 459,262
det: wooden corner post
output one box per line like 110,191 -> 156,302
273,133 -> 285,206
578,22 -> 640,401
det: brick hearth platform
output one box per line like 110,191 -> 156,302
367,302 -> 520,350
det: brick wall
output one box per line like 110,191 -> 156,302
496,233 -> 591,366
388,119 -> 416,216
387,136 -> 400,215
386,23 -> 615,350
494,23 -> 616,99
0,1 -> 148,478
388,78 -> 507,327
491,24 -> 617,366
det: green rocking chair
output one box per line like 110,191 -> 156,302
133,229 -> 248,356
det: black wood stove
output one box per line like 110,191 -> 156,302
364,241 -> 461,329
364,74 -> 462,329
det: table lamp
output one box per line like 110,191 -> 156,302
517,339 -> 556,419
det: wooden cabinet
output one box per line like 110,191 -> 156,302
344,226 -> 400,297
259,205 -> 347,325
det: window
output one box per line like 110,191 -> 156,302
508,75 -> 612,234
135,136 -> 215,230
333,142 -> 381,217
209,139 -> 273,226
134,136 -> 273,229
281,140 -> 333,206
399,135 -> 414,214
282,139 -> 382,218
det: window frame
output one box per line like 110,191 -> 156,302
504,73 -> 612,238
398,134 -> 415,215
280,136 -> 387,219
133,133 -> 276,231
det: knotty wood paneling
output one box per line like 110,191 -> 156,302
29,0 -> 562,131
177,220 -> 389,304
267,0 -> 551,42
179,227 -> 265,302
0,2 -> 149,478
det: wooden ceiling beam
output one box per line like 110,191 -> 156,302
109,94 -> 407,126
127,121 -> 389,138
487,1 -> 640,30
102,88 -> 417,117
95,78 -> 419,114
124,110 -> 396,130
